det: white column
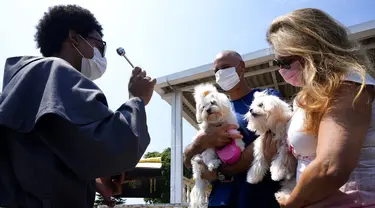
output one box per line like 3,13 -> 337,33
170,91 -> 183,204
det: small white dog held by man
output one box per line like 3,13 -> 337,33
189,83 -> 245,208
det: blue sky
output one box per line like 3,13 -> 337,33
1,0 -> 374,205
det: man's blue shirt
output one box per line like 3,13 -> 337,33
208,88 -> 282,207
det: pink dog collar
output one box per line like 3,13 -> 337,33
216,129 -> 241,165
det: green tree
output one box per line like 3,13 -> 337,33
144,148 -> 192,204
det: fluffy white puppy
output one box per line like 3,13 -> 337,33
189,83 -> 245,208
244,90 -> 297,201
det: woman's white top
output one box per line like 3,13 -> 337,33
287,72 -> 375,207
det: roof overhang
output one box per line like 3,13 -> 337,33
155,20 -> 375,129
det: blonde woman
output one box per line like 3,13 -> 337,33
266,8 -> 375,208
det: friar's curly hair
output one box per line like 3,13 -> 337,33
35,4 -> 103,57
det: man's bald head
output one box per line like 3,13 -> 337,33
215,50 -> 243,62
213,50 -> 244,73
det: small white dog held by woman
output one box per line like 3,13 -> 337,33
245,90 -> 297,200
189,83 -> 245,208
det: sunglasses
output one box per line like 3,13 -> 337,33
273,56 -> 300,69
87,36 -> 107,56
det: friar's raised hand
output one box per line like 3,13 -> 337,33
128,67 -> 156,105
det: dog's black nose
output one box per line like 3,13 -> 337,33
206,108 -> 212,114
250,109 -> 254,114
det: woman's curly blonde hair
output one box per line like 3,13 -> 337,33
267,8 -> 373,136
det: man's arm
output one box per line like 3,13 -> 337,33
184,124 -> 242,169
184,140 -> 205,169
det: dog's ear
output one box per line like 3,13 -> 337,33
243,111 -> 251,121
254,90 -> 269,99
253,91 -> 261,98
195,104 -> 203,123
196,109 -> 203,123
218,93 -> 231,108
193,85 -> 202,102
263,100 -> 275,113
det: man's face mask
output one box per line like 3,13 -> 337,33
215,66 -> 240,91
73,35 -> 107,80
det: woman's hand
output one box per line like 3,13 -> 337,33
262,131 -> 279,165
278,198 -> 288,208
278,198 -> 300,208
277,197 -> 294,208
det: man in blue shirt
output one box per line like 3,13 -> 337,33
184,50 -> 281,208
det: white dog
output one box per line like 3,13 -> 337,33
189,83 -> 245,208
244,90 -> 297,201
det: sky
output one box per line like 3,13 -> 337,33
1,0 -> 374,205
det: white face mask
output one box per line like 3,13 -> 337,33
80,47 -> 107,80
73,36 -> 107,80
215,67 -> 240,91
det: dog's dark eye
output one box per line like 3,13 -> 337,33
199,105 -> 204,111
258,103 -> 263,107
210,100 -> 216,105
